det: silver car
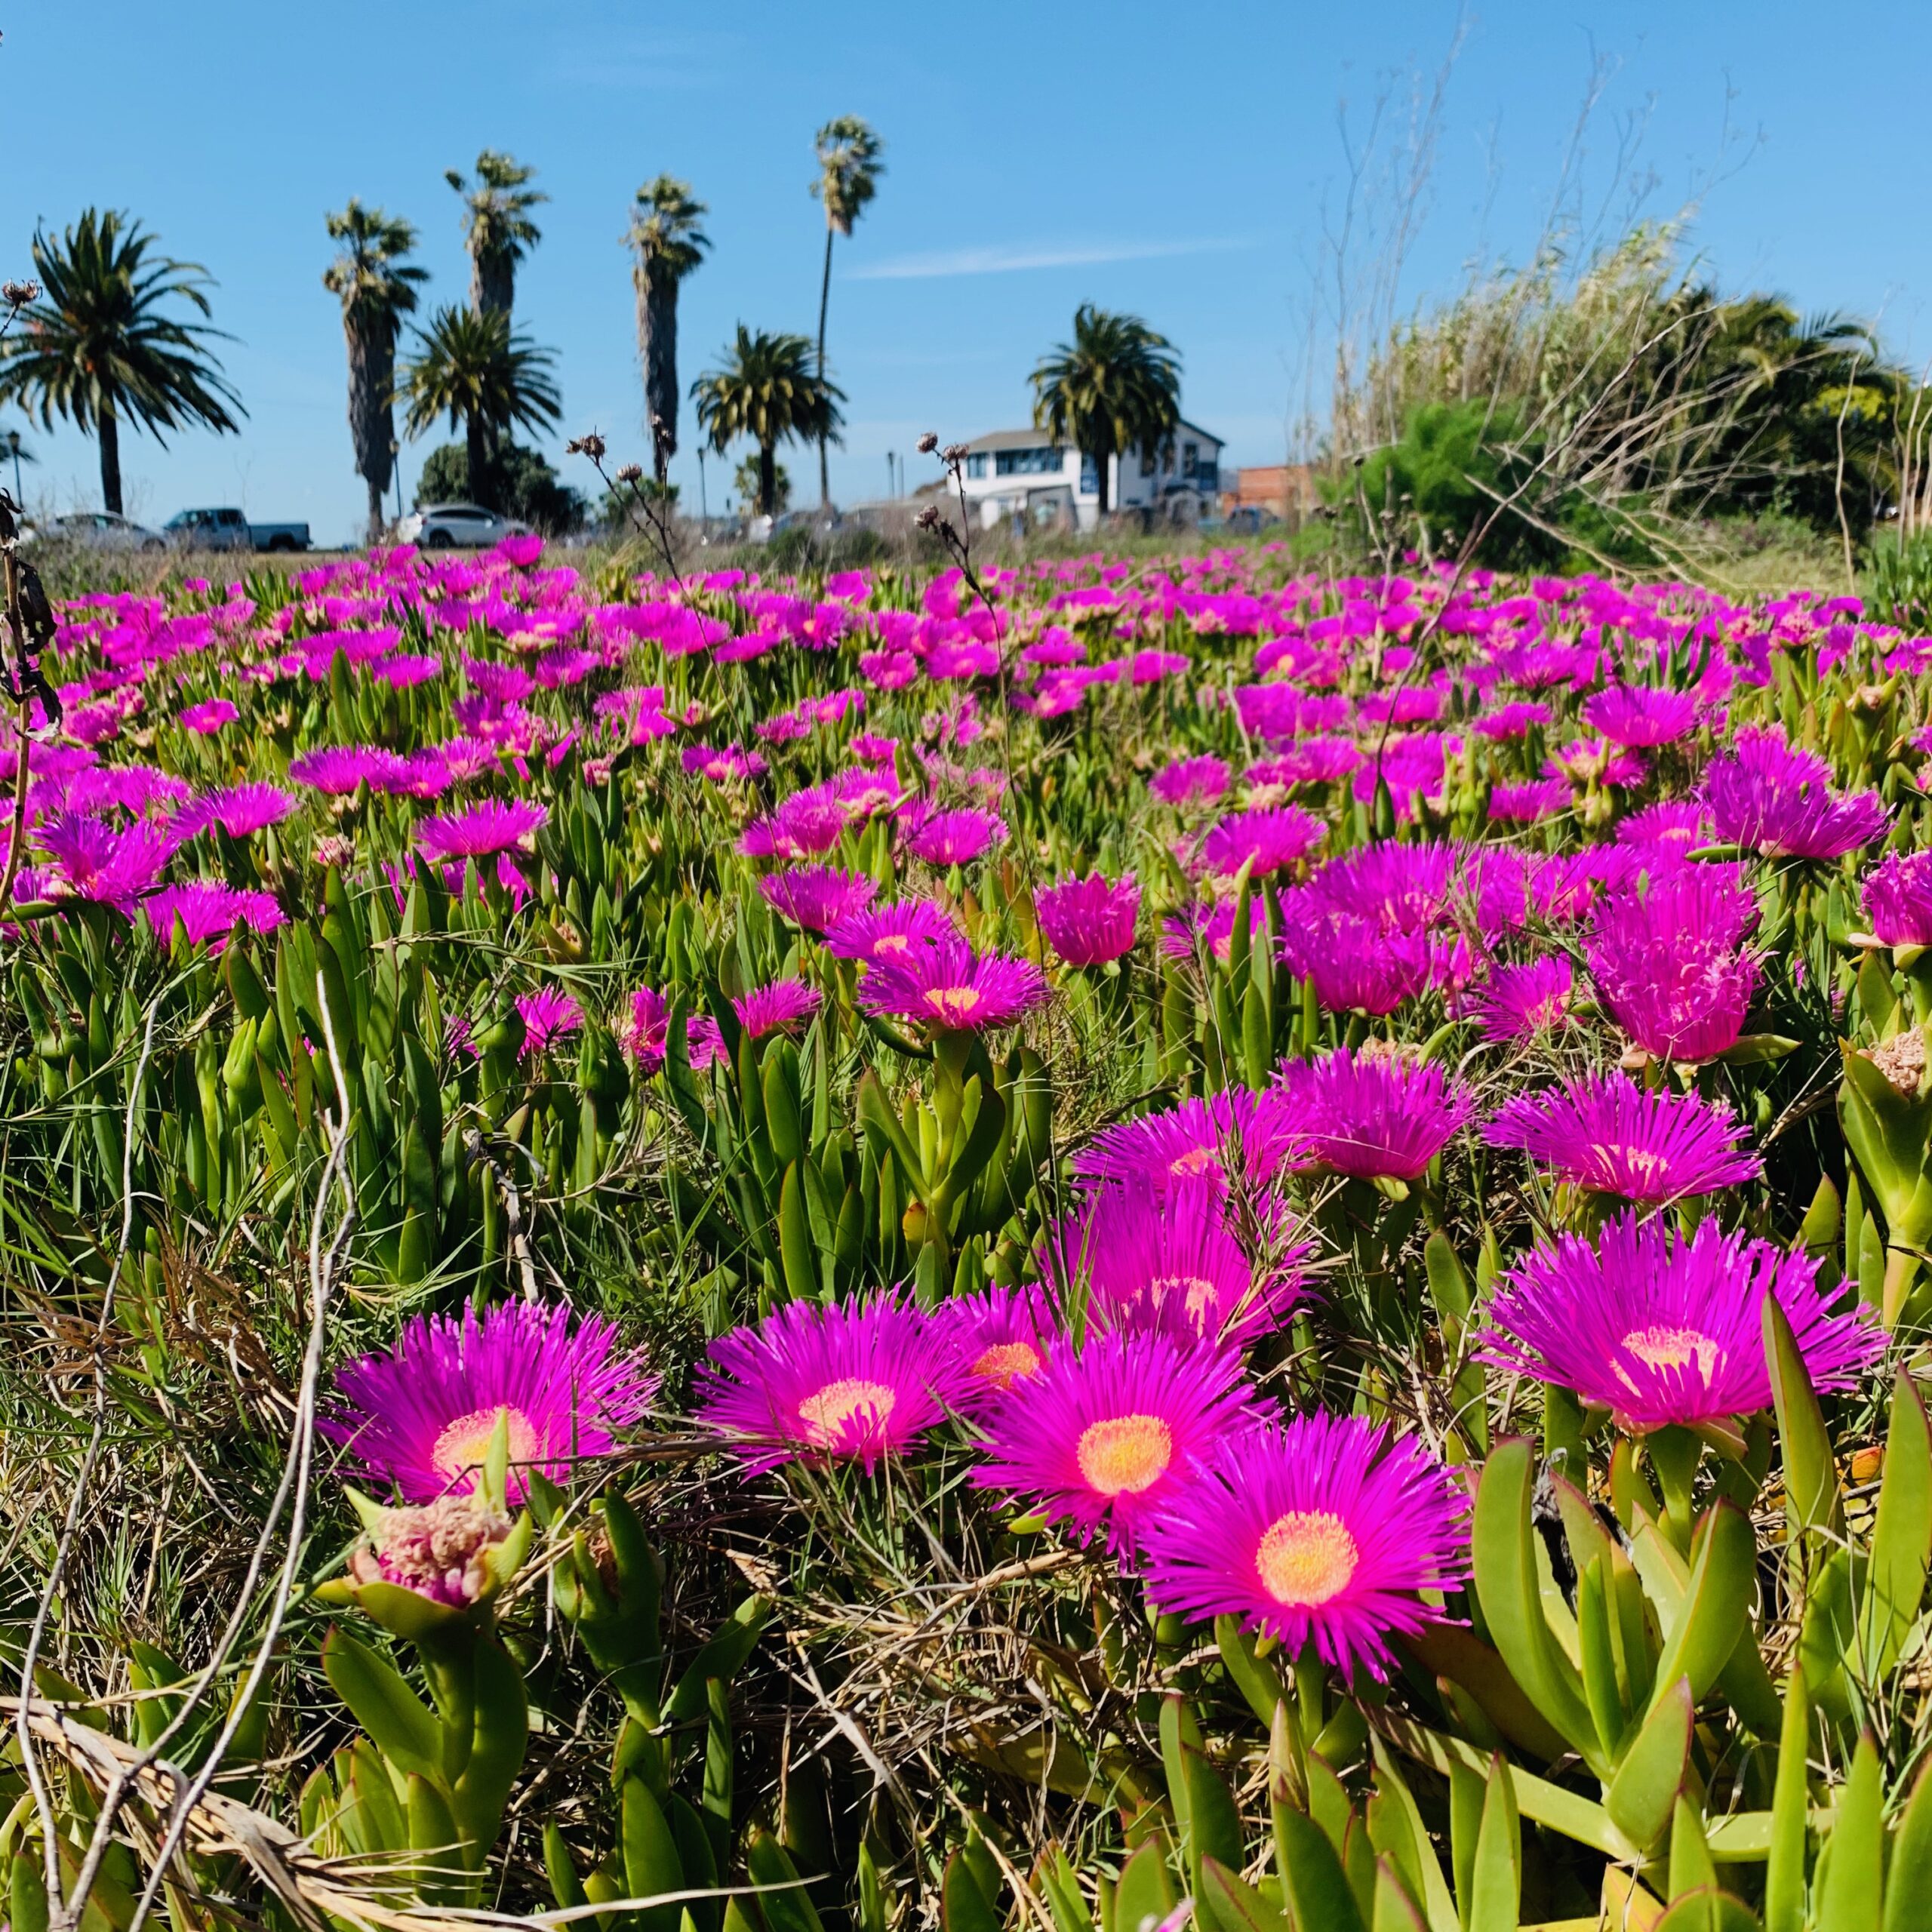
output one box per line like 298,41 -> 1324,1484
394,502 -> 534,550
22,511 -> 167,552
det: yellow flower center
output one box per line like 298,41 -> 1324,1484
1255,1509 -> 1360,1606
1619,1324 -> 1721,1380
431,1404 -> 540,1491
872,932 -> 912,956
1168,1146 -> 1224,1180
971,1340 -> 1044,1389
923,986 -> 983,1024
1076,1414 -> 1174,1495
1149,1273 -> 1222,1326
1589,1143 -> 1670,1190
797,1377 -> 897,1445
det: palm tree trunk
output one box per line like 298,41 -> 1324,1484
758,441 -> 777,518
98,399 -> 122,516
467,414 -> 493,511
816,223 -> 835,509
639,263 -> 680,486
346,315 -> 396,546
1091,441 -> 1110,516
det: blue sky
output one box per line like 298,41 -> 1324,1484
7,1 -> 1930,545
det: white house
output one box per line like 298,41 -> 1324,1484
948,420 -> 1223,533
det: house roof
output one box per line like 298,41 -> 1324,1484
961,419 -> 1222,454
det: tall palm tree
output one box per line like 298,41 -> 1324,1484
809,115 -> 884,509
445,151 -> 546,319
0,209 -> 242,515
626,177 -> 710,486
401,306 -> 560,512
1029,304 -> 1182,517
691,326 -> 844,518
324,200 -> 427,543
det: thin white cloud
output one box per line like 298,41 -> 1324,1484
848,236 -> 1249,281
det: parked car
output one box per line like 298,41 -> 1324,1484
20,511 -> 167,552
393,503 -> 532,549
164,506 -> 311,553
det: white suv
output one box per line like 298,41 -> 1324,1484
395,503 -> 534,549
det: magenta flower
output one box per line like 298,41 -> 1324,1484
1278,909 -> 1450,1016
1272,1048 -> 1474,1182
1487,779 -> 1573,823
739,784 -> 849,859
1075,1089 -> 1297,1198
1484,1069 -> 1761,1203
289,746 -> 408,795
1035,872 -> 1139,965
1463,955 -> 1574,1043
1140,1411 -> 1469,1678
859,938 -> 1048,1032
1160,897 -> 1267,966
1586,866 -> 1761,1063
685,1015 -> 728,1072
971,1329 -> 1254,1558
732,977 -> 821,1039
1703,727 -> 1887,860
696,1295 -> 971,1475
1478,1213 -> 1881,1433
622,986 -> 671,1070
941,1285 -> 1061,1403
1580,684 -> 1700,748
1042,1182 -> 1311,1348
757,865 -> 878,934
905,806 -> 1008,866
1863,851 -> 1932,946
32,811 -> 178,903
1201,806 -> 1325,879
179,698 -> 239,735
418,798 -> 547,862
180,781 -> 297,838
516,986 -> 583,1057
143,879 -> 285,950
321,1301 -> 656,1503
824,898 -> 958,964
1149,755 -> 1229,808
1616,801 -> 1708,854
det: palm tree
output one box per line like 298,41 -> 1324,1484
809,116 -> 884,509
324,200 -> 427,543
401,306 -> 560,512
691,326 -> 844,518
626,177 -> 709,486
1029,304 -> 1182,517
0,209 -> 242,515
445,151 -> 546,318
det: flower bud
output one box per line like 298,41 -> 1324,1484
347,1494 -> 516,1609
916,432 -> 939,454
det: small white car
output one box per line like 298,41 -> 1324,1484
22,511 -> 167,552
394,503 -> 534,550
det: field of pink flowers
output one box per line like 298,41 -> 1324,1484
4,537 -> 1931,1932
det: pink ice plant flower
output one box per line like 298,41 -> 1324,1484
417,798 -> 548,862
1484,1069 -> 1761,1203
731,977 -> 822,1039
1478,1212 -> 1881,1433
143,879 -> 285,950
1863,851 -> 1932,946
696,1294 -> 972,1475
1139,1411 -> 1469,1679
756,865 -> 878,934
1201,805 -> 1325,879
1586,865 -> 1761,1063
823,898 -> 959,965
1034,871 -> 1139,965
1075,1088 -> 1298,1199
322,1301 -> 656,1503
1462,955 -> 1575,1043
1272,1047 -> 1475,1182
859,938 -> 1048,1033
1703,727 -> 1887,860
971,1328 -> 1256,1559
1041,1180 -> 1312,1348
